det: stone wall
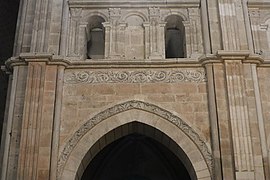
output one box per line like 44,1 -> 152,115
1,0 -> 270,179
60,68 -> 210,147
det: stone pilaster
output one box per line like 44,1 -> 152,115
48,0 -> 66,54
4,54 -> 67,180
188,8 -> 199,55
183,21 -> 191,58
30,0 -> 52,52
202,51 -> 268,180
118,23 -> 127,58
103,22 -> 111,59
204,62 -> 223,180
50,64 -> 65,180
106,8 -> 122,59
0,64 -> 28,180
212,62 -> 236,180
148,7 -> 164,59
205,0 -> 222,53
68,8 -> 82,57
218,0 -> 249,50
218,51 -> 266,180
17,56 -> 47,180
224,60 -> 254,176
78,22 -> 88,60
249,10 -> 261,54
14,0 -> 37,54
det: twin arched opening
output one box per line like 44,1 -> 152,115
85,14 -> 186,60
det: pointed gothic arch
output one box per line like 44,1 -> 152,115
80,122 -> 195,180
57,100 -> 213,180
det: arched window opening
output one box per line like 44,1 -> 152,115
165,15 -> 185,58
87,16 -> 105,59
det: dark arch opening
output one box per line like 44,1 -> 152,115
81,122 -> 194,180
87,16 -> 105,59
165,15 -> 185,58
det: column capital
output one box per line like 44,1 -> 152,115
5,53 -> 70,70
199,51 -> 264,66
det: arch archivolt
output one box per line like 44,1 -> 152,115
162,11 -> 188,22
81,11 -> 109,23
121,11 -> 148,22
58,100 -> 213,180
261,13 -> 270,25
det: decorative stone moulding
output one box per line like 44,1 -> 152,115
199,51 -> 264,65
247,1 -> 270,8
68,0 -> 201,8
57,100 -> 213,178
64,69 -> 207,84
3,52 -> 267,71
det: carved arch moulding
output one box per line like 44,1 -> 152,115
57,100 -> 213,179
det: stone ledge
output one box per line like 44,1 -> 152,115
68,0 -> 200,8
200,51 -> 264,65
248,1 -> 270,8
4,52 -> 268,72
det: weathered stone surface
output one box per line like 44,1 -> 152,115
1,0 -> 270,180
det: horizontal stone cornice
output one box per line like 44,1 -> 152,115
248,1 -> 270,8
5,53 -> 70,70
68,0 -> 200,8
200,51 -> 264,65
217,50 -> 250,60
3,52 -> 269,73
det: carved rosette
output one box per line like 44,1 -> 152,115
64,69 -> 206,84
149,7 -> 160,18
57,100 -> 213,179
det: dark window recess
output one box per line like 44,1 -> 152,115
87,16 -> 105,59
165,15 -> 186,58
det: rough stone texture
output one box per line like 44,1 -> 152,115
1,0 -> 270,180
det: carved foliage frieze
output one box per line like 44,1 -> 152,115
57,100 -> 213,179
64,69 -> 206,84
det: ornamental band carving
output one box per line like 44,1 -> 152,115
57,100 -> 213,179
64,69 -> 206,84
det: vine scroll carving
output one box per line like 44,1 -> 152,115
64,69 -> 206,84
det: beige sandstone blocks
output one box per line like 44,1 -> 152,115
1,0 -> 270,179
60,68 -> 210,148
